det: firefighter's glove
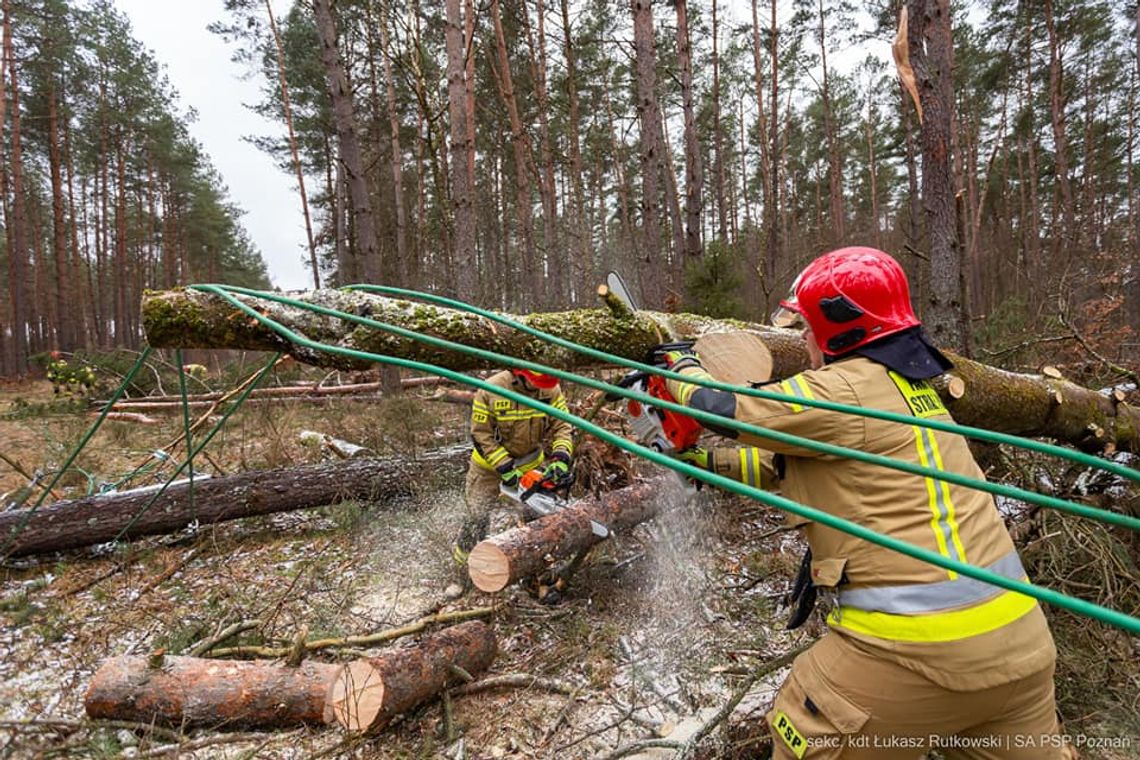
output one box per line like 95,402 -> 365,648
675,446 -> 709,489
662,349 -> 703,373
541,451 -> 572,487
675,446 -> 709,470
496,460 -> 521,488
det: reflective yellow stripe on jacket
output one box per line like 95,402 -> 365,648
829,551 -> 1038,643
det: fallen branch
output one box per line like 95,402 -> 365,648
207,606 -> 497,659
449,672 -> 578,697
187,619 -> 262,658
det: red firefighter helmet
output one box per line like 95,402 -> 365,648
512,368 -> 559,389
771,247 -> 920,356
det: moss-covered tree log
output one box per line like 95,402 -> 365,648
468,479 -> 664,592
140,288 -> 1140,452
84,655 -> 341,728
325,620 -> 497,733
0,447 -> 468,557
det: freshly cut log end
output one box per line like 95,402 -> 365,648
326,659 -> 386,732
324,620 -> 497,734
468,542 -> 513,592
84,655 -> 341,729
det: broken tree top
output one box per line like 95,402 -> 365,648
141,287 -> 1140,452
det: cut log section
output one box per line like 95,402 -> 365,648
84,654 -> 342,729
325,620 -> 497,733
0,446 -> 467,557
468,480 -> 663,592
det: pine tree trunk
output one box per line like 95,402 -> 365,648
906,0 -> 964,350
445,0 -> 476,298
1,449 -> 469,557
4,0 -> 30,374
378,1 -> 407,287
677,0 -> 703,262
560,0 -> 589,304
631,0 -> 665,307
314,0 -> 380,284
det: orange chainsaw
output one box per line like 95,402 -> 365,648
610,341 -> 704,455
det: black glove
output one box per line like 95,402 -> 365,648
784,548 -> 817,630
541,451 -> 572,487
496,460 -> 520,488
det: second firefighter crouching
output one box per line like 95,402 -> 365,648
454,368 -> 574,564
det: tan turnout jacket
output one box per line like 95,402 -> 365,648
669,355 -> 1054,690
469,370 -> 573,474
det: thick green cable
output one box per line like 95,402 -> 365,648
201,285 -> 1140,534
109,353 -> 282,545
176,351 -> 196,513
349,284 -> 1140,486
1,347 -> 154,560
195,284 -> 1140,635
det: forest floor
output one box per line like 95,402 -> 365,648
0,365 -> 1138,760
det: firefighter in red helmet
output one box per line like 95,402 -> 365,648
665,248 -> 1068,758
451,367 -> 574,588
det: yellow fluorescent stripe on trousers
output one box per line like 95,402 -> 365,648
738,448 -> 761,487
829,586 -> 1038,643
913,425 -> 962,579
551,438 -> 573,453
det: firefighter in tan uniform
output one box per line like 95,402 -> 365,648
665,247 -> 1067,759
453,368 -> 574,566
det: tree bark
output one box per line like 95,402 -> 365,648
313,0 -> 381,284
1,448 -> 468,557
469,480 -> 663,592
676,0 -> 703,261
907,0 -> 965,350
631,0 -> 665,307
445,0 -> 476,298
85,655 -> 339,729
4,0 -> 30,374
139,288 -> 1140,451
326,620 -> 496,732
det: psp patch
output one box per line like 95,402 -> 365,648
472,410 -> 489,424
888,370 -> 948,419
773,710 -> 807,758
493,399 -> 512,411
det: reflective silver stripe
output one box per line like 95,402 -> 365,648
837,552 -> 1027,614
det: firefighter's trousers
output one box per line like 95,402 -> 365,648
767,632 -> 1068,760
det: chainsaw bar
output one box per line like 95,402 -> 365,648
500,483 -> 609,538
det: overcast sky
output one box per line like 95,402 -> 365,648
112,0 -> 313,291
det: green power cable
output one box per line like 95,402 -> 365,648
1,347 -> 155,560
200,284 -> 1140,535
193,284 -> 1140,635
176,350 -> 196,514
348,284 -> 1140,486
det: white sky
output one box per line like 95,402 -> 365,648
112,0 -> 313,291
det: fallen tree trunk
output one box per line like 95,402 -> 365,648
84,654 -> 340,729
325,620 -> 497,733
468,479 -> 665,592
140,288 -> 1140,452
0,447 -> 468,557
